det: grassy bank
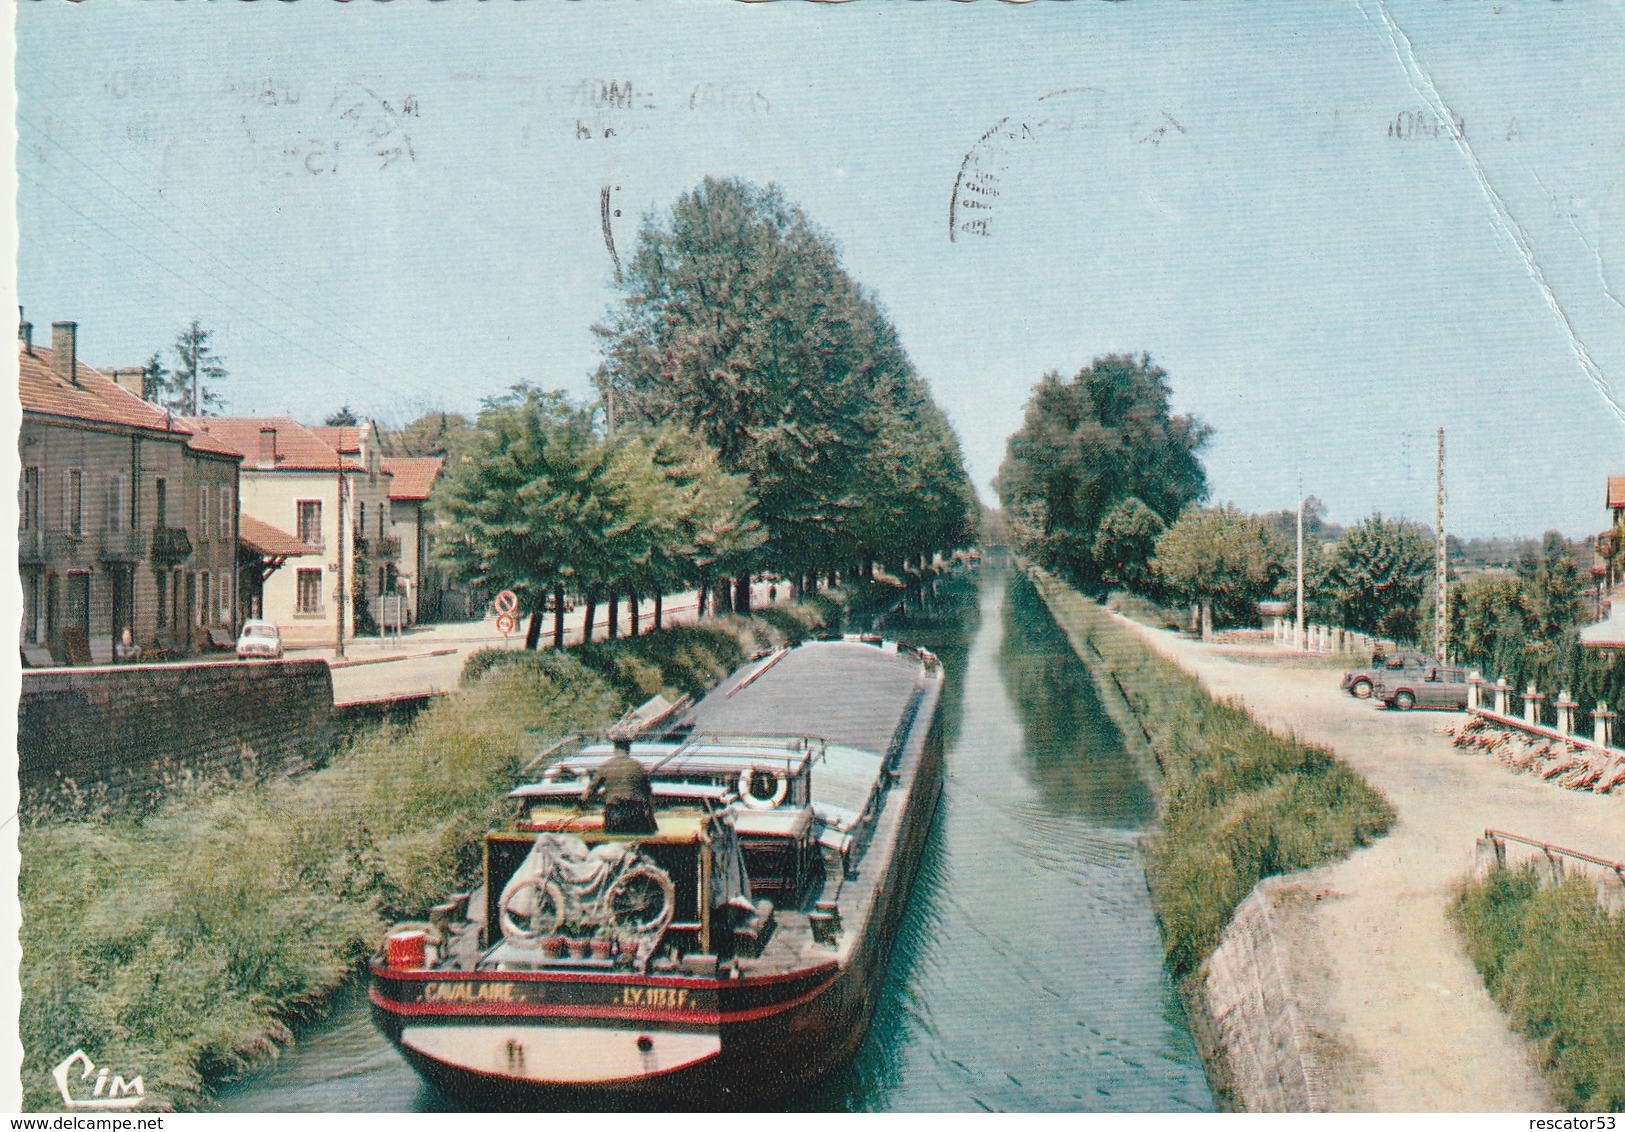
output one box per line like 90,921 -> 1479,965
1027,567 -> 1394,980
18,602 -> 833,1112
1453,867 -> 1625,1111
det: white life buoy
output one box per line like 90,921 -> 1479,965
738,767 -> 788,810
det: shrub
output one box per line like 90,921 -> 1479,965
1454,868 -> 1625,1111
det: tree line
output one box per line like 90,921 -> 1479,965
431,177 -> 976,643
994,354 -> 1614,674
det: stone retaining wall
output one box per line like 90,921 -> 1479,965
1201,881 -> 1326,1112
19,660 -> 334,814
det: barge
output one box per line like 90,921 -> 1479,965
369,635 -> 946,1106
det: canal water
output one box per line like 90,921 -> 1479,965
216,561 -> 1212,1113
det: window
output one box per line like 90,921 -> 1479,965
198,490 -> 209,539
359,502 -> 367,541
154,478 -> 168,528
64,469 -> 83,536
21,467 -> 39,531
23,573 -> 38,642
379,505 -> 386,539
296,568 -> 322,614
105,475 -> 127,532
297,501 -> 323,547
199,572 -> 211,626
220,487 -> 232,537
156,571 -> 168,627
219,570 -> 232,623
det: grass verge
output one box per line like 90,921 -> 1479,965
18,600 -> 834,1111
1027,567 -> 1394,980
1452,866 -> 1625,1112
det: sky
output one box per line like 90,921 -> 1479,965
11,2 -> 1625,539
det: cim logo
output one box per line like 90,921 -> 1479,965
51,1049 -> 145,1109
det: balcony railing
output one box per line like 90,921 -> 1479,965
99,527 -> 146,562
354,535 -> 401,558
150,526 -> 194,565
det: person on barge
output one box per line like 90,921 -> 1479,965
581,738 -> 658,834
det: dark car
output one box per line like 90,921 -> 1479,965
1374,664 -> 1470,711
1340,650 -> 1432,699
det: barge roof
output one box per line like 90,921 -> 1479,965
685,639 -> 934,758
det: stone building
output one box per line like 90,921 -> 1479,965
186,417 -> 397,647
18,318 -> 243,662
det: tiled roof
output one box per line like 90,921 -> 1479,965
186,416 -> 362,471
380,456 -> 443,500
238,514 -> 318,557
1609,476 -> 1625,510
312,425 -> 362,453
20,346 -> 190,435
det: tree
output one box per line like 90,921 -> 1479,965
996,354 -> 1210,587
326,405 -> 360,427
595,176 -> 975,588
1092,497 -> 1164,595
1324,514 -> 1433,639
387,411 -> 477,464
1516,531 -> 1588,641
153,319 -> 228,416
436,387 -> 614,648
1152,504 -> 1287,636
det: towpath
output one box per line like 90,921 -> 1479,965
288,583 -> 777,707
1114,616 -> 1625,1112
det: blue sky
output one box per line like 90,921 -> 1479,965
13,2 -> 1625,538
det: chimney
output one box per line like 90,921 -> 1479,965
51,321 -> 78,384
18,309 -> 32,355
112,368 -> 146,398
258,427 -> 278,469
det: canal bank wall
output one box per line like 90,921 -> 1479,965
1025,567 -> 1393,1112
18,659 -> 334,816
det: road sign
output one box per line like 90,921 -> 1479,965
495,613 -> 517,636
493,590 -> 519,617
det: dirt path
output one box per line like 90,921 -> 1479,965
1116,616 -> 1625,1112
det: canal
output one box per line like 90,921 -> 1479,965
216,560 -> 1213,1113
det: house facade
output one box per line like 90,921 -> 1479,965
188,417 -> 397,647
18,318 -> 243,662
380,455 -> 444,624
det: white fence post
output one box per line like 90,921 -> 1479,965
1494,678 -> 1510,717
1467,671 -> 1483,711
1555,691 -> 1576,737
1522,684 -> 1544,728
1594,702 -> 1616,749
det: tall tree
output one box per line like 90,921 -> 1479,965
325,405 -> 360,427
996,354 -> 1210,588
595,176 -> 974,584
160,319 -> 229,416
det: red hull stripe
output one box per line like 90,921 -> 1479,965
370,973 -> 838,1027
372,959 -> 837,989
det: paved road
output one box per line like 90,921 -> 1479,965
1116,616 -> 1625,1112
291,584 -> 779,706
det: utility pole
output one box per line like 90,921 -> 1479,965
1295,494 -> 1305,652
1435,426 -> 1448,662
335,465 -> 348,659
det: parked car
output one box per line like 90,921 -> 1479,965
1375,664 -> 1470,711
236,620 -> 284,659
1340,650 -> 1433,698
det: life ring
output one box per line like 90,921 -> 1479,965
738,767 -> 788,810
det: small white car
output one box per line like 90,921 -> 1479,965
236,620 -> 284,659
